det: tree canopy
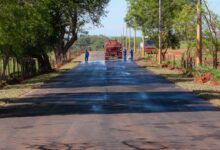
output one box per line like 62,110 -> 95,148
125,0 -> 197,50
72,34 -> 109,51
0,0 -> 109,72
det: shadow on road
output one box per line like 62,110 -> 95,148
0,91 -> 219,118
0,60 -> 219,118
27,142 -> 94,150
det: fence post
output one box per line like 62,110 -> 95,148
13,58 -> 16,78
17,59 -> 21,77
173,55 -> 175,68
0,58 -> 2,83
7,58 -> 11,80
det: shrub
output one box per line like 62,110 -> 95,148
193,66 -> 220,82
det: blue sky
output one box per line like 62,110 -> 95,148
87,0 -> 220,37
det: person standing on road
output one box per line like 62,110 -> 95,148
85,49 -> 89,62
130,48 -> 134,61
123,48 -> 127,61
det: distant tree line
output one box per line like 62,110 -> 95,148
0,0 -> 109,73
71,35 -> 142,51
72,35 -> 109,51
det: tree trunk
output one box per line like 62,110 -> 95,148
196,0 -> 202,66
161,49 -> 168,61
37,54 -> 52,73
134,29 -> 136,52
2,56 -> 9,80
54,34 -> 77,65
54,39 -> 64,63
213,43 -> 218,69
63,34 -> 77,54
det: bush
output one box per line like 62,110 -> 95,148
174,60 -> 182,68
164,59 -> 182,68
163,60 -> 171,65
193,66 -> 220,82
211,69 -> 220,82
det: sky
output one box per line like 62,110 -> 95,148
87,0 -> 220,37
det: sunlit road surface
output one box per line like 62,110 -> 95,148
0,51 -> 220,150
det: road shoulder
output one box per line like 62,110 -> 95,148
135,58 -> 220,107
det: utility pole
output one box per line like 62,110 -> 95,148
142,32 -> 145,57
129,28 -> 131,51
134,28 -> 136,52
126,25 -> 128,50
123,25 -> 125,48
121,34 -> 123,45
196,0 -> 202,66
158,0 -> 162,64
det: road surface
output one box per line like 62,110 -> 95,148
0,51 -> 220,150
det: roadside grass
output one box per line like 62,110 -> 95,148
136,59 -> 220,107
0,55 -> 83,106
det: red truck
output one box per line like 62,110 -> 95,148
104,40 -> 122,60
141,40 -> 157,54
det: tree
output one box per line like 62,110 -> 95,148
72,35 -> 108,51
124,0 -> 140,52
0,0 -> 53,72
49,0 -> 109,60
203,0 -> 220,69
196,0 -> 202,66
0,0 -> 110,73
125,0 -> 184,61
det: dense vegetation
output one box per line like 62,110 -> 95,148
125,0 -> 220,69
0,0 -> 109,72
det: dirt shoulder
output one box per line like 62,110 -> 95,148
135,59 -> 220,107
0,54 -> 84,106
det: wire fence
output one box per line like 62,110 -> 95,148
141,49 -> 220,70
166,51 -> 220,70
0,57 -> 37,82
0,50 -> 83,84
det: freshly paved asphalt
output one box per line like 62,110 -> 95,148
0,51 -> 220,150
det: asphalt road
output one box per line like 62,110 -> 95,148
0,51 -> 220,150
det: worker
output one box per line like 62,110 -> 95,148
85,49 -> 89,62
130,48 -> 134,61
123,48 -> 127,61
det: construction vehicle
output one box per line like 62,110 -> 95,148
104,40 -> 122,60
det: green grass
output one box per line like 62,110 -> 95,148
211,69 -> 220,82
136,58 -> 220,107
180,41 -> 188,49
193,66 -> 220,82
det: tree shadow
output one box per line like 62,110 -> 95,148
39,69 -> 172,89
193,90 -> 220,100
122,138 -> 168,150
2,68 -> 79,91
0,91 -> 218,118
1,60 -> 219,118
160,74 -> 193,83
138,65 -> 159,69
27,142 -> 94,150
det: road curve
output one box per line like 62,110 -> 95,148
0,51 -> 220,150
